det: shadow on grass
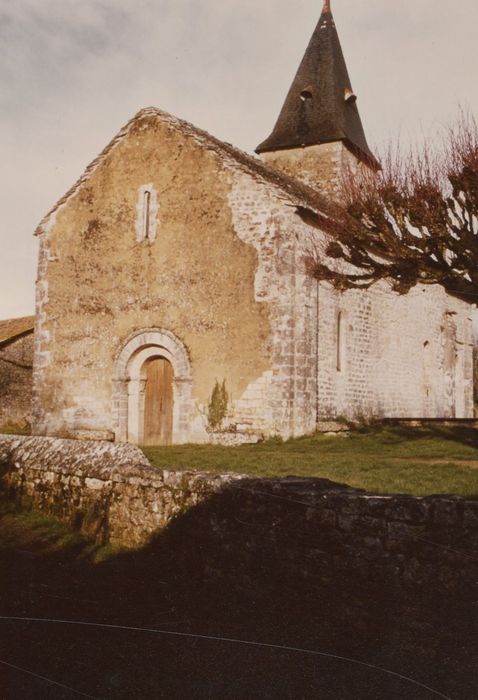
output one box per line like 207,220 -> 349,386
360,423 -> 478,448
0,478 -> 477,700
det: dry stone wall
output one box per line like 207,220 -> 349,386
0,435 -> 477,602
0,435 -> 242,548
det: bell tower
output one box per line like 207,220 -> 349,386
256,1 -> 379,197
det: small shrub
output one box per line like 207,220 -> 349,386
207,380 -> 229,431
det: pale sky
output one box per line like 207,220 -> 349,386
1,0 -> 478,319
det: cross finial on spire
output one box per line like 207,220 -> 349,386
323,0 -> 331,13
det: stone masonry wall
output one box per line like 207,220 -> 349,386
0,333 -> 34,428
0,435 -> 242,548
228,172 -> 318,439
0,435 -> 477,603
261,142 -> 363,199
32,111 -> 273,443
32,107 -> 475,444
259,140 -> 474,423
317,281 -> 474,421
32,109 -> 322,444
32,110 -> 320,444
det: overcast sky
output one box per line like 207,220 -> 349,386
1,0 -> 478,319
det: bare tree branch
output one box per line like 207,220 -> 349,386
306,110 -> 478,301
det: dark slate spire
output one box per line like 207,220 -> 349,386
256,1 -> 378,168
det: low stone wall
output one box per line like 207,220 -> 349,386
0,435 -> 242,547
0,435 -> 477,600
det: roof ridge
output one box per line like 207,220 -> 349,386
35,107 -> 334,236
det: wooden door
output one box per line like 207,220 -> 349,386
143,358 -> 173,446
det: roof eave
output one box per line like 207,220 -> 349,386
342,139 -> 381,172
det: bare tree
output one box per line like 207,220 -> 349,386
305,112 -> 478,301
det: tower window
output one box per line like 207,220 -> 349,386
300,89 -> 313,102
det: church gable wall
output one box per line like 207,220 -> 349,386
32,114 -> 318,442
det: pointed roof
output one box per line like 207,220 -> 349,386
256,1 -> 378,168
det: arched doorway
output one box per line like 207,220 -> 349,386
112,329 -> 192,445
143,357 -> 174,446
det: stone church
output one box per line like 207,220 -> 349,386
30,1 -> 474,446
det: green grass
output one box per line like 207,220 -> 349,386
144,426 -> 478,497
0,497 -> 83,551
0,496 -> 117,561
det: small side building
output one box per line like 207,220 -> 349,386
0,317 -> 35,431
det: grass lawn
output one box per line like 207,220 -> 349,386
0,496 -> 116,562
0,496 -> 86,554
144,426 -> 478,497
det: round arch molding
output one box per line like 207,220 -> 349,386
112,329 -> 193,445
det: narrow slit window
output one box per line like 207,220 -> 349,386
336,311 -> 343,372
143,190 -> 151,240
